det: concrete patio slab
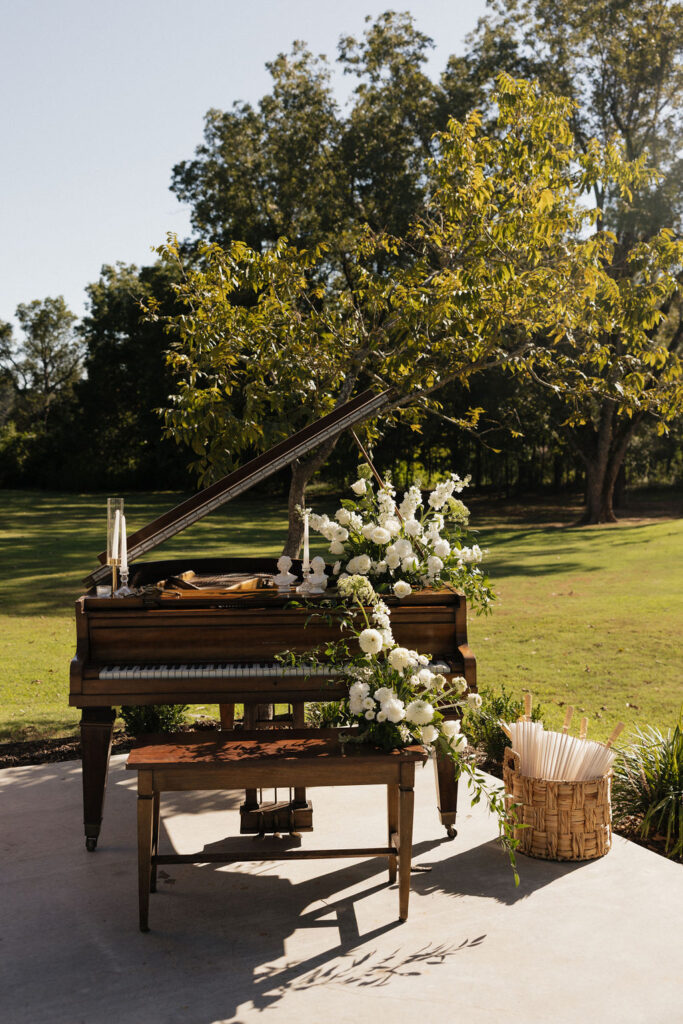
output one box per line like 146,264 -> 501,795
1,753 -> 681,1024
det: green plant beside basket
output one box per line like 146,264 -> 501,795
612,710 -> 683,859
464,684 -> 543,765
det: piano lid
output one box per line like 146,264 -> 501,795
86,388 -> 393,586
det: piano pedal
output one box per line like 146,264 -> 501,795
240,800 -> 313,835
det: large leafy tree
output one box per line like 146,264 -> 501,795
170,13 -> 464,256
77,261 -> 189,488
462,0 -> 683,520
155,78 -> 682,553
0,296 -> 82,428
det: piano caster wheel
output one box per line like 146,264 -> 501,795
85,837 -> 98,852
445,825 -> 457,840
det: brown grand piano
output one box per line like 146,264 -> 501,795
70,391 -> 477,850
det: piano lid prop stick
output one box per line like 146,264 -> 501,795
523,692 -> 532,722
562,706 -> 574,734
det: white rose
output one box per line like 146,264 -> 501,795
393,580 -> 412,599
349,697 -> 365,715
420,724 -> 439,744
335,508 -> 352,526
385,552 -> 401,570
394,538 -> 413,558
405,699 -> 435,726
362,696 -> 376,710
451,676 -> 468,695
404,518 -> 422,538
359,628 -> 383,655
376,710 -> 388,723
374,560 -> 388,574
382,516 -> 401,536
374,686 -> 396,703
427,555 -> 444,576
355,553 -> 372,575
365,710 -> 376,720
433,539 -> 451,559
349,681 -> 370,699
442,719 -> 461,738
371,526 -> 391,545
329,540 -> 346,555
362,523 -> 377,539
402,555 -> 419,573
351,479 -> 367,495
467,692 -> 483,709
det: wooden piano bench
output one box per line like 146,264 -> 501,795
126,729 -> 428,932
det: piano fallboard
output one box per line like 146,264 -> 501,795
70,557 -> 476,707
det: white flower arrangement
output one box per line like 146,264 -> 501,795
309,467 -> 495,613
280,574 -> 520,882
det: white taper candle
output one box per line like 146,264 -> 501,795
302,512 -> 310,574
120,515 -> 128,572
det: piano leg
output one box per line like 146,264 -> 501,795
80,707 -> 116,851
434,749 -> 459,839
219,703 -> 235,729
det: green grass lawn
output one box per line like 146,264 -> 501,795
1,488 -> 681,744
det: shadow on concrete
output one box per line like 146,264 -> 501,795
412,837 -> 585,905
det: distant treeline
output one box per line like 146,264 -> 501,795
2,5 -> 682,500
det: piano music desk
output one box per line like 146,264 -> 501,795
127,729 -> 428,931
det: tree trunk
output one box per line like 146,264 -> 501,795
581,459 -> 618,523
283,461 -> 310,558
281,430 -> 348,558
577,410 -> 643,525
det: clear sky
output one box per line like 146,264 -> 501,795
1,0 -> 487,326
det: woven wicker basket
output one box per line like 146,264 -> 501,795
503,746 -> 612,861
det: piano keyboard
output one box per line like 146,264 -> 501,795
98,661 -> 452,681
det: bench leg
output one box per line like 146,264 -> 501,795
150,792 -> 160,893
398,767 -> 416,922
137,774 -> 154,932
387,784 -> 398,883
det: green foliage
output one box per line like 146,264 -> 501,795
0,297 -> 81,429
463,0 -> 683,522
464,684 -> 544,764
76,261 -> 189,489
119,704 -> 188,735
304,701 -> 346,727
171,13 -> 462,254
158,76 -> 683,529
612,713 -> 683,858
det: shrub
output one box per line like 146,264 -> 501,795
120,704 -> 188,735
464,684 -> 543,765
612,712 -> 683,859
305,701 -> 346,727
